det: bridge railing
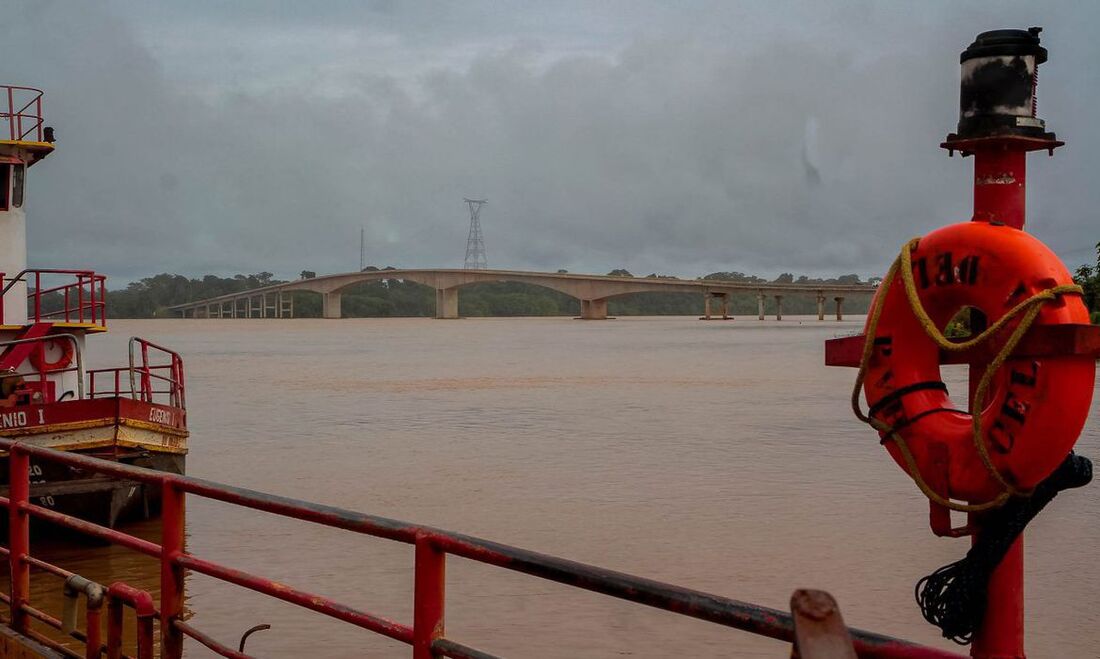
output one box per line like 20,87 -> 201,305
0,440 -> 961,658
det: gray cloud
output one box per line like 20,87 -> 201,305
3,1 -> 1098,284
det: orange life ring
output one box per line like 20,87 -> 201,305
862,221 -> 1095,504
29,338 -> 75,373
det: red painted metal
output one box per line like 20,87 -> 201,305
174,552 -> 413,644
159,482 -> 185,659
173,620 -> 250,659
0,86 -> 45,142
413,534 -> 446,659
7,449 -> 29,634
825,324 -> 1100,368
0,440 -> 964,659
86,602 -> 103,659
0,269 -> 107,328
106,583 -> 155,659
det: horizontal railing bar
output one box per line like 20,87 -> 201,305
176,554 -> 413,644
14,500 -> 162,558
24,554 -> 74,580
433,638 -> 503,659
430,529 -> 798,640
21,603 -> 64,632
24,626 -> 83,659
174,620 -> 251,659
173,477 -> 419,542
32,282 -> 103,296
0,441 -> 963,658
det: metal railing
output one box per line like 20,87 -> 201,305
0,333 -> 85,402
87,338 -> 186,409
0,86 -> 45,142
0,440 -> 964,659
1,269 -> 108,328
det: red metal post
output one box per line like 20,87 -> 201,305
967,356 -> 1024,659
106,595 -> 123,659
6,88 -> 13,140
34,272 -> 41,322
85,600 -> 103,659
966,141 -> 1031,659
8,447 -> 30,634
107,583 -> 155,659
160,482 -> 186,659
413,533 -> 445,659
972,149 -> 1027,229
141,342 -> 152,402
1,271 -> 6,322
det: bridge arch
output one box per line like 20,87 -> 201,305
167,268 -> 876,320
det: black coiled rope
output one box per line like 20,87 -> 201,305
915,452 -> 1093,644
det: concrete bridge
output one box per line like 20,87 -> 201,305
166,269 -> 877,321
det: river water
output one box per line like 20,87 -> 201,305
23,317 -> 1100,657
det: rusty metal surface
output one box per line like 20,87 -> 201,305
0,439 -> 966,659
173,621 -> 250,659
174,553 -> 414,644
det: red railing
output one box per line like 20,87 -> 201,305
0,86 -> 45,142
0,440 -> 964,659
88,338 -> 186,409
1,269 -> 108,328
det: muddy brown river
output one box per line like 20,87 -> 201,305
17,317 -> 1100,657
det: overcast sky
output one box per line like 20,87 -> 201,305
3,1 -> 1098,284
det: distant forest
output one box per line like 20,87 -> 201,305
102,253 -> 1100,321
105,268 -> 878,319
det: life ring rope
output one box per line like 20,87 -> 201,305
851,237 -> 1084,512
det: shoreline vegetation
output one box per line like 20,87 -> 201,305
105,269 -> 879,319
94,244 -> 1098,321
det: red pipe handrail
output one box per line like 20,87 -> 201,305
0,441 -> 964,659
1,269 -> 107,328
0,86 -> 45,142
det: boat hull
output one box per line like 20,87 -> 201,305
0,397 -> 187,529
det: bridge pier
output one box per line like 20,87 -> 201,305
774,295 -> 783,321
834,297 -> 845,321
579,298 -> 608,320
436,288 -> 459,319
322,292 -> 342,319
700,293 -> 731,320
816,293 -> 825,321
757,292 -> 765,320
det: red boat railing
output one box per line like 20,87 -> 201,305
0,269 -> 108,328
88,337 -> 186,409
0,440 -> 964,659
0,86 -> 45,143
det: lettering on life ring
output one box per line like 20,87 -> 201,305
862,221 -> 1095,504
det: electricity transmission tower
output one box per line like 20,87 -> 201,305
463,198 -> 488,269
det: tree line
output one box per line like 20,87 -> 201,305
1072,242 -> 1100,324
99,249 -> 1100,320
103,268 -> 878,318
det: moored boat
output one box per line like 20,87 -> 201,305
0,85 -> 187,528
